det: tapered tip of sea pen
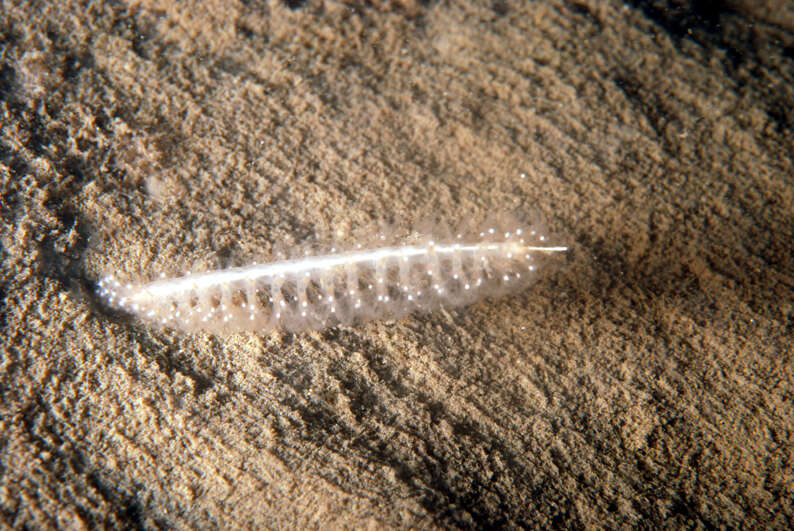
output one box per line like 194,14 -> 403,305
96,275 -> 133,312
531,246 -> 568,252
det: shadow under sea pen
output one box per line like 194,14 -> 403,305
97,213 -> 568,334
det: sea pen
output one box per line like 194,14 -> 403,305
97,213 -> 567,334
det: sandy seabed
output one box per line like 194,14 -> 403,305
1,0 -> 792,528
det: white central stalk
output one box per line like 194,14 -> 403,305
129,242 -> 567,302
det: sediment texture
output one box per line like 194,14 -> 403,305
1,0 -> 792,528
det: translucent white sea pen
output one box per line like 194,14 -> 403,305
97,213 -> 567,334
